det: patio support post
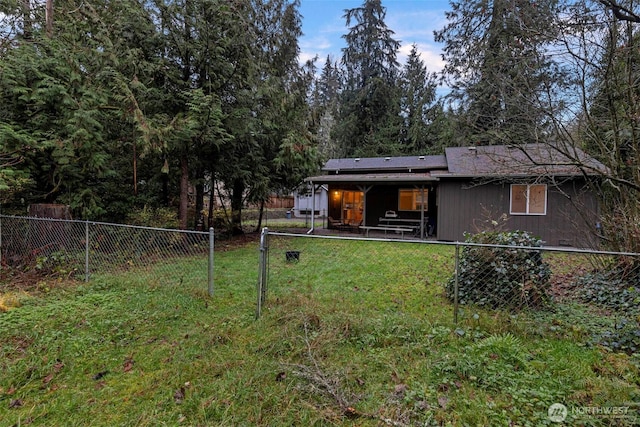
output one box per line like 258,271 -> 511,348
307,181 -> 315,234
362,190 -> 366,229
358,185 -> 372,231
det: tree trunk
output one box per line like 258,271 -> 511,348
28,204 -> 71,257
179,155 -> 189,230
254,199 -> 265,232
28,204 -> 71,219
194,169 -> 204,231
208,180 -> 215,229
22,0 -> 32,39
133,140 -> 138,196
45,0 -> 53,37
230,178 -> 244,235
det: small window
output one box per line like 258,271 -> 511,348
510,184 -> 547,215
398,189 -> 428,211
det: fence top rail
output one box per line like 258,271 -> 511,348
454,240 -> 640,257
0,215 -> 210,236
265,229 -> 640,258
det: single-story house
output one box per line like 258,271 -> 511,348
304,144 -> 607,247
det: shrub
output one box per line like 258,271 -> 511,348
125,206 -> 179,229
445,230 -> 552,310
35,251 -> 80,277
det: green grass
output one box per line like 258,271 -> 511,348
1,237 -> 639,426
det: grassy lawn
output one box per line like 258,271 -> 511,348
1,236 -> 639,426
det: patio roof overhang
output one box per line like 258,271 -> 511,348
304,172 -> 438,184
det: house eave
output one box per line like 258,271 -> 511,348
431,171 -> 602,179
305,173 -> 438,184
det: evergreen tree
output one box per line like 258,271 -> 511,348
399,44 -> 439,154
435,0 -> 564,146
0,0 -> 127,217
311,55 -> 342,160
215,0 -> 317,234
572,1 -> 640,252
0,0 -> 311,229
341,0 -> 399,90
335,0 -> 402,157
317,56 -> 342,109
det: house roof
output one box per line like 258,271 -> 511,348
305,172 -> 438,184
306,144 -> 607,184
434,144 -> 608,178
323,155 -> 448,173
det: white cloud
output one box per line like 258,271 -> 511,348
397,42 -> 445,74
388,7 -> 447,72
299,34 -> 336,63
298,1 -> 450,79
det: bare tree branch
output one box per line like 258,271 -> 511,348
599,0 -> 640,23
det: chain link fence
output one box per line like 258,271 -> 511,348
0,215 -> 214,295
257,229 -> 640,353
4,215 -> 638,351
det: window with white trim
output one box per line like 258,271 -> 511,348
510,184 -> 547,215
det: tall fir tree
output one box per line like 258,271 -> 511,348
216,0 -> 317,233
435,0 -> 564,146
399,44 -> 439,154
572,1 -> 640,252
0,0 -> 317,230
335,0 -> 402,157
311,55 -> 342,160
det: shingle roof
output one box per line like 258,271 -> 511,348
308,144 -> 607,184
323,155 -> 447,172
305,172 -> 437,184
434,144 -> 608,178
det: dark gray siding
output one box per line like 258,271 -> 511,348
437,179 -> 599,247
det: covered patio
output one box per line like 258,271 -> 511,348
304,172 -> 439,240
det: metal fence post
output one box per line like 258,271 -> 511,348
261,228 -> 269,306
454,242 -> 460,324
208,227 -> 214,297
85,220 -> 90,282
256,227 -> 269,319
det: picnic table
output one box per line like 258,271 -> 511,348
378,217 -> 427,237
359,225 -> 414,239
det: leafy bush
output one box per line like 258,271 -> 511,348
446,230 -> 552,310
35,251 -> 80,277
209,209 -> 233,235
125,206 -> 179,229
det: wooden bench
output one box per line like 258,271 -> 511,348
359,225 -> 415,239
